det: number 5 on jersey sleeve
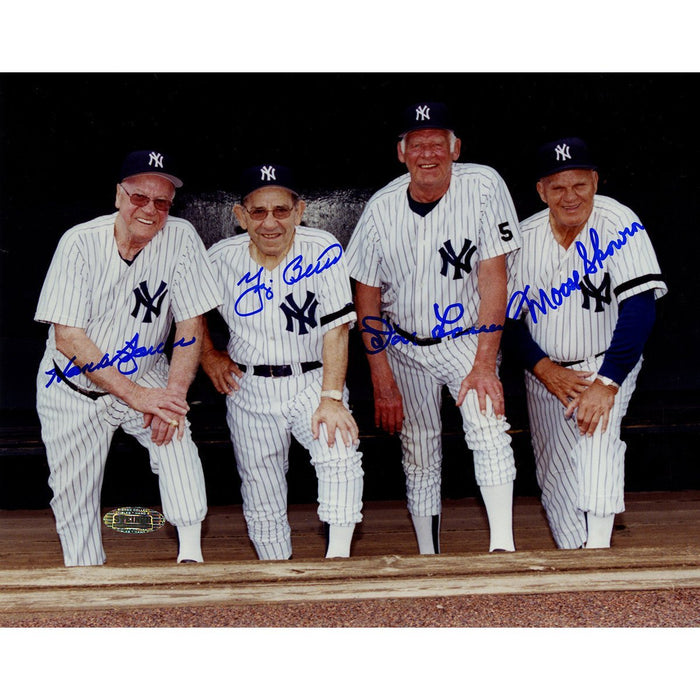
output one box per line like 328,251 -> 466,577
498,222 -> 513,242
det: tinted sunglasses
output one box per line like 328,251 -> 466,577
119,183 -> 173,212
244,205 -> 295,221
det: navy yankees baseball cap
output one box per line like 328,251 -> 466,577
239,164 -> 298,199
120,150 -> 183,188
535,137 -> 597,180
399,102 -> 455,138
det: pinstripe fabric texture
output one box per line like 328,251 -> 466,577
35,213 -> 221,566
347,164 -> 520,336
210,227 -> 356,365
525,358 -> 641,548
510,196 -> 667,362
510,196 -> 667,549
346,163 -> 520,516
36,214 -> 221,393
226,373 -> 362,560
388,339 -> 515,516
209,227 -> 363,560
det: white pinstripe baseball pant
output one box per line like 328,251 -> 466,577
525,357 -> 642,549
225,368 -> 364,560
36,374 -> 207,567
387,336 -> 516,517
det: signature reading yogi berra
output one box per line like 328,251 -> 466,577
200,164 -> 364,560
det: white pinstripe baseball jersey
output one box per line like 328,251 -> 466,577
345,161 -> 519,539
35,213 -> 221,390
510,194 -> 667,549
508,195 -> 667,363
208,225 -> 362,559
34,211 -> 220,566
346,162 -> 521,337
208,226 -> 356,365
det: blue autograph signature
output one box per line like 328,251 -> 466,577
507,222 -> 643,324
44,334 -> 197,388
361,303 -> 503,354
234,244 -> 343,317
283,244 -> 343,285
234,267 -> 274,317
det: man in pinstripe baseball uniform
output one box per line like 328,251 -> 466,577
505,137 -> 667,549
346,102 -> 520,554
200,164 -> 363,560
35,150 -> 221,566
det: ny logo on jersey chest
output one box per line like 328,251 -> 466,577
131,280 -> 168,323
280,291 -> 319,335
579,273 -> 611,312
438,238 -> 477,280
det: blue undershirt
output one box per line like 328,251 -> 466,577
407,188 -> 442,216
504,290 -> 657,385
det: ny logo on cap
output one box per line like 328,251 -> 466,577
260,166 -> 276,182
415,105 -> 431,121
554,143 -> 571,161
148,152 -> 164,169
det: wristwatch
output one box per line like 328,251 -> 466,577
597,375 -> 620,389
320,390 -> 343,401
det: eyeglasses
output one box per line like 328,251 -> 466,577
244,205 -> 295,221
119,183 -> 173,212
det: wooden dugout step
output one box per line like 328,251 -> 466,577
1,493 -> 699,613
1,546 -> 699,613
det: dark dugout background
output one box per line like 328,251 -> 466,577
0,73 -> 698,510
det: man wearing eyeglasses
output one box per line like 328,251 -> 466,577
35,150 -> 221,567
200,164 -> 363,560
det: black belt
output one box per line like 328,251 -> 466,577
557,351 -> 605,368
53,361 -> 108,400
237,361 -> 322,377
393,324 -> 442,346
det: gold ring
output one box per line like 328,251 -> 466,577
170,419 -> 179,427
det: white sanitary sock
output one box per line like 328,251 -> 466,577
480,483 -> 515,552
177,522 -> 203,563
585,513 -> 615,549
325,524 -> 356,558
411,514 -> 440,554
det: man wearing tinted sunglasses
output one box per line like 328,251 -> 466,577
34,150 -> 221,566
200,164 -> 364,560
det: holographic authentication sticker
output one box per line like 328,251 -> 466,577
103,506 -> 166,534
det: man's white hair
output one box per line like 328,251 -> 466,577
399,130 -> 458,154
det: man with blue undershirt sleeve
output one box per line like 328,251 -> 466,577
504,137 -> 667,549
